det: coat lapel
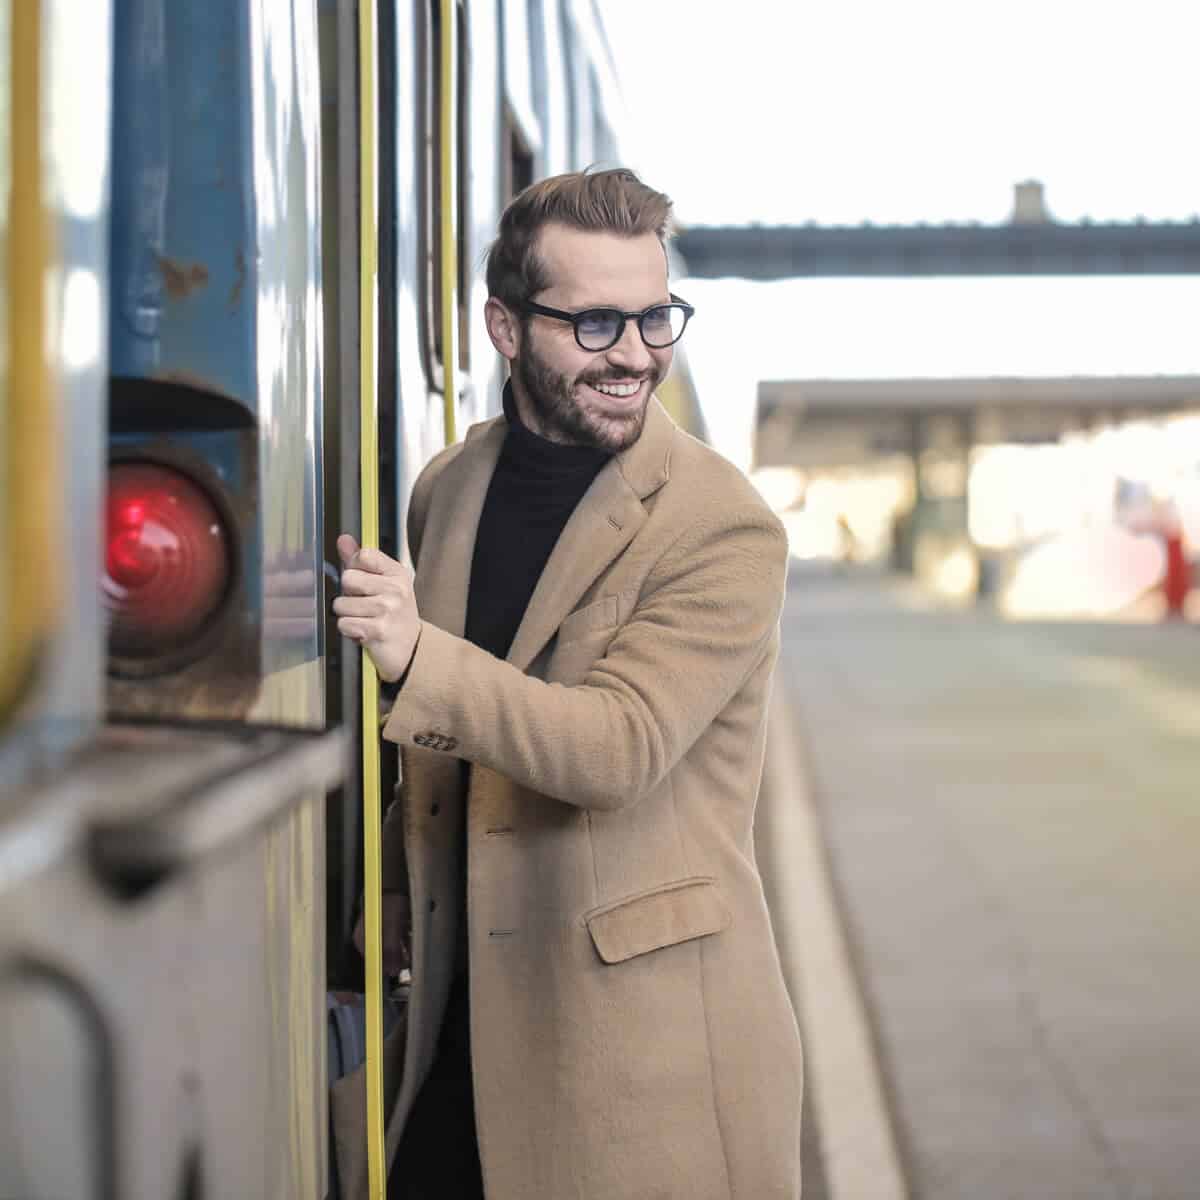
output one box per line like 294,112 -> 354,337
506,397 -> 675,672
505,468 -> 644,671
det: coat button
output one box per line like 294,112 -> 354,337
430,802 -> 440,816
429,898 -> 437,913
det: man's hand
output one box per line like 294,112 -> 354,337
353,890 -> 412,976
333,533 -> 420,683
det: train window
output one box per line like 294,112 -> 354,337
560,11 -> 593,168
502,0 -> 541,172
455,1 -> 470,374
528,0 -> 549,148
589,66 -> 615,166
419,1 -> 441,387
503,109 -> 534,204
421,0 -> 471,390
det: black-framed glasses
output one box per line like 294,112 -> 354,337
521,293 -> 695,352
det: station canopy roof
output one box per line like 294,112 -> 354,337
758,375 -> 1200,417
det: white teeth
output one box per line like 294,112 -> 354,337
592,381 -> 640,397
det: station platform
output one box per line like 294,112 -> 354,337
757,566 -> 1199,1199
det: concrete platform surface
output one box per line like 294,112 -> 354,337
770,567 -> 1200,1200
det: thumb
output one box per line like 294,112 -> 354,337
336,533 -> 360,569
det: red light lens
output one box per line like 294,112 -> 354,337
104,463 -> 231,657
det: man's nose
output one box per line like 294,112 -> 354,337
604,319 -> 653,372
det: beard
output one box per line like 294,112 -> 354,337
515,333 -> 661,452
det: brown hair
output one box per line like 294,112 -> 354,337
485,168 -> 674,310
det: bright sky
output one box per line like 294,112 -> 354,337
603,0 -> 1200,226
601,1 -> 1200,467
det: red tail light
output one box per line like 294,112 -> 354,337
104,462 -> 231,658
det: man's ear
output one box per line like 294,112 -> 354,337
485,297 -> 520,361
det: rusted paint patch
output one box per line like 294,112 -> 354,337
156,255 -> 210,300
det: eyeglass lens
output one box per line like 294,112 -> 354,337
575,305 -> 688,351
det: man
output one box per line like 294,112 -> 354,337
335,169 -> 802,1199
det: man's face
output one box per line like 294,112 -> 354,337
511,224 -> 674,452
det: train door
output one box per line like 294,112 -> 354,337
318,5 -> 449,1193
318,3 -> 492,1194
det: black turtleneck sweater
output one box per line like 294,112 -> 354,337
447,382 -> 610,985
464,382 -> 611,659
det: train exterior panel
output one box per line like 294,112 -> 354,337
105,1 -> 331,1195
5,3 -> 342,1199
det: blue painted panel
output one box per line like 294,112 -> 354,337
109,0 -> 257,409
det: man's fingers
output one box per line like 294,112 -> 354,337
340,567 -> 388,597
353,545 -> 411,578
332,595 -> 384,618
336,617 -> 369,643
336,533 -> 359,568
334,550 -> 420,682
340,566 -> 413,598
339,568 -> 373,597
336,616 -> 398,650
336,534 -> 411,580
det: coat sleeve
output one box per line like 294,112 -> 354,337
378,446 -> 460,891
382,503 -> 788,812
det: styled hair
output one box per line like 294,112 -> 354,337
485,168 -> 674,310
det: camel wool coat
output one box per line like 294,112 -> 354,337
379,396 -> 803,1199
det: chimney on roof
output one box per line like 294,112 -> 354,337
1011,179 -> 1051,225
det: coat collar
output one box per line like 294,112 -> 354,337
417,394 -> 676,672
611,391 -> 674,502
506,396 -> 674,669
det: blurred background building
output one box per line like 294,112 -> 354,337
606,0 -> 1200,622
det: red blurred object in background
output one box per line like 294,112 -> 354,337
104,462 -> 231,657
1162,528 -> 1189,618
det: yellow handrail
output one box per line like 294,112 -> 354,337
361,1 -> 457,1192
439,0 -> 457,446
0,0 -> 56,721
358,1 -> 386,1196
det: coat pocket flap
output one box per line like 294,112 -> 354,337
584,877 -> 730,964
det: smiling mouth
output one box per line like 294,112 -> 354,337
584,378 -> 647,401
